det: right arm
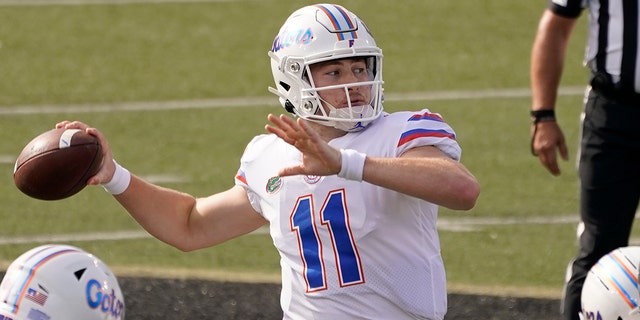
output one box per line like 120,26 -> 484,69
57,121 -> 268,252
114,178 -> 266,252
530,9 -> 577,175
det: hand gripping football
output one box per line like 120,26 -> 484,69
13,128 -> 103,200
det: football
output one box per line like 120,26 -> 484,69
13,128 -> 103,200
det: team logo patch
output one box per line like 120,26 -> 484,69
266,176 -> 282,194
304,175 -> 322,184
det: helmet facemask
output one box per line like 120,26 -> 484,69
301,56 -> 383,132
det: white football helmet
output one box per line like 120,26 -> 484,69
268,3 -> 384,132
0,244 -> 125,320
580,246 -> 640,320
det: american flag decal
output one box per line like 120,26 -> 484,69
24,288 -> 48,306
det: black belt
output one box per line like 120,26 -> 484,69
590,71 -> 640,106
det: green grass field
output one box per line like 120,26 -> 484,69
1,0 -> 632,298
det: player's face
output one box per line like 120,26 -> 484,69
309,58 -> 373,111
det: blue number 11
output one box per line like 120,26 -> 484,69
290,189 -> 365,293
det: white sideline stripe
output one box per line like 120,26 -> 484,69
0,226 -> 270,245
0,86 -> 586,116
438,213 -> 640,231
0,215 -> 581,245
0,0 -> 247,6
0,96 -> 279,115
387,86 -> 585,102
436,215 -> 579,232
0,230 -> 152,245
142,174 -> 190,184
2,215 -> 639,245
0,155 -> 14,164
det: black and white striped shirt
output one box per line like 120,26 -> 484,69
550,0 -> 640,93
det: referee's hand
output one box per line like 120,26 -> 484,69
531,121 -> 569,176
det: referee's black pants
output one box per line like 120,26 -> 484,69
563,88 -> 640,320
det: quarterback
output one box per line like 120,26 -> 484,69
58,4 -> 480,320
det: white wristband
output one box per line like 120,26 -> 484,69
102,160 -> 131,195
337,149 -> 366,181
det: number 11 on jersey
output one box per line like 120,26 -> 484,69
290,189 -> 365,293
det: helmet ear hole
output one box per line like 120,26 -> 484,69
279,81 -> 290,91
284,100 -> 295,113
74,268 -> 87,280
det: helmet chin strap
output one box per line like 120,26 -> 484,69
312,96 -> 376,132
328,104 -> 376,131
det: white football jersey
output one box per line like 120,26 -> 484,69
235,109 -> 461,320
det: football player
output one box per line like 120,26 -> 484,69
57,4 -> 480,319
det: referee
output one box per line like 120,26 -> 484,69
530,1 -> 640,319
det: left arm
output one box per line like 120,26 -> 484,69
363,145 -> 479,210
265,114 -> 480,211
530,9 -> 575,175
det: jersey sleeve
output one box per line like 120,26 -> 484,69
235,168 -> 263,214
234,135 -> 267,214
396,109 -> 462,161
547,0 -> 585,18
